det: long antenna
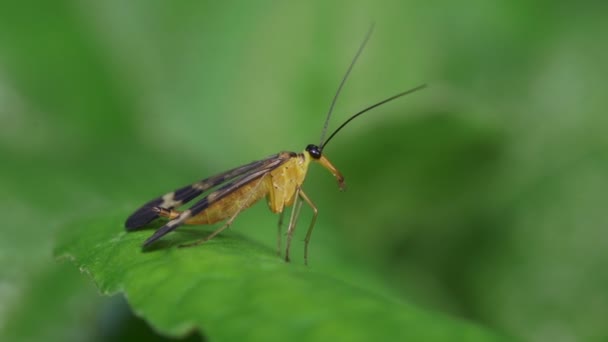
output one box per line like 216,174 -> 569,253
320,84 -> 427,150
318,23 -> 375,146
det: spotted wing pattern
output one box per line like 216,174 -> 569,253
125,154 -> 283,230
142,159 -> 286,247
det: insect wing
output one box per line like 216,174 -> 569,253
142,156 -> 289,247
125,154 -> 281,230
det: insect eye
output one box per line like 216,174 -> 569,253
305,144 -> 322,159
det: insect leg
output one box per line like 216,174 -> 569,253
178,174 -> 269,248
298,189 -> 318,266
284,188 -> 304,263
277,210 -> 286,256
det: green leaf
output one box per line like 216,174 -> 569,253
55,214 -> 506,341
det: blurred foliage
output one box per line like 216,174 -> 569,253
1,1 -> 607,341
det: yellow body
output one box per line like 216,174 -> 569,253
157,148 -> 344,263
183,152 -> 310,224
161,151 -> 326,224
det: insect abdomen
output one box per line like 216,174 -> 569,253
185,177 -> 270,225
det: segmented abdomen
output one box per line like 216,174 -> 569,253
185,176 -> 270,224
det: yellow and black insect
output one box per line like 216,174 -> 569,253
125,26 -> 426,264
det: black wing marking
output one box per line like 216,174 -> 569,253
125,154 -> 282,230
142,156 -> 290,247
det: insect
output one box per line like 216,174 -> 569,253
125,25 -> 426,264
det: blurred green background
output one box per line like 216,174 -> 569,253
1,1 -> 607,341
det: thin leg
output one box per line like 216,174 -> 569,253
179,175 -> 267,248
284,188 -> 303,262
276,210 -> 285,256
285,199 -> 303,262
298,189 -> 318,265
178,218 -> 232,248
